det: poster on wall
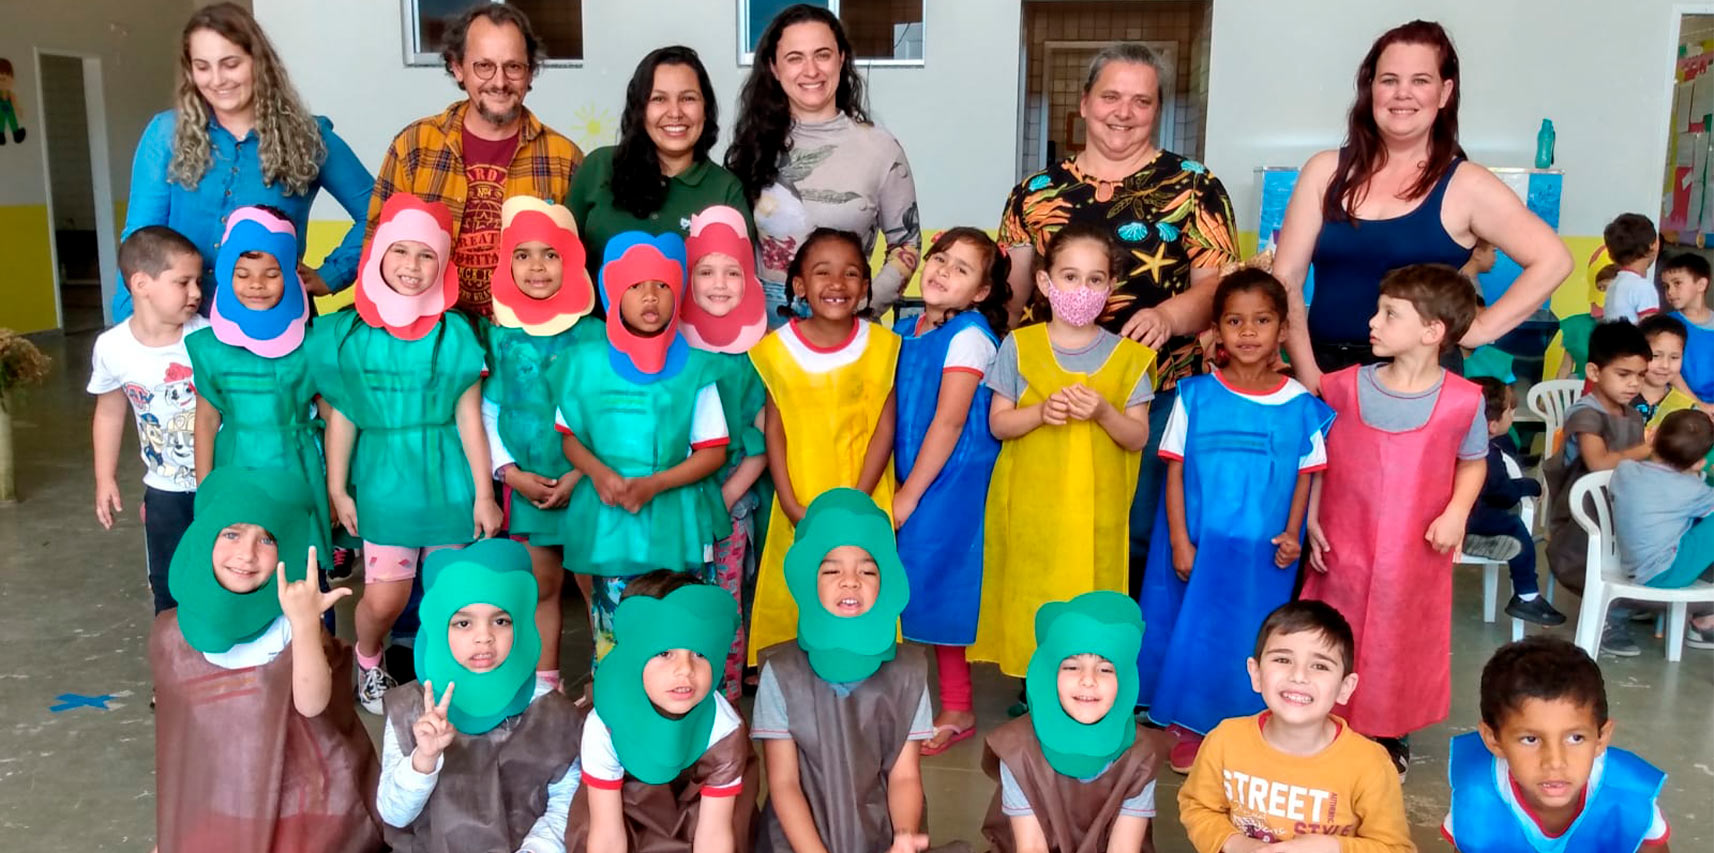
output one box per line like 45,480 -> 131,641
0,58 -> 26,145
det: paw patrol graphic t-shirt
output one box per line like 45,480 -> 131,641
88,315 -> 209,492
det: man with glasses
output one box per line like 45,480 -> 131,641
366,3 -> 581,316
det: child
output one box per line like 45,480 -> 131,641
555,231 -> 730,663
90,225 -> 207,614
1601,213 -> 1660,324
684,204 -> 771,700
1555,264 -> 1618,380
753,488 -> 935,851
151,467 -> 381,852
1611,410 -> 1714,647
1543,321 -> 1652,654
1659,252 -> 1714,402
891,227 -> 1010,754
569,571 -> 756,852
377,538 -> 586,851
973,222 -> 1155,678
186,206 -> 330,573
748,228 -> 902,664
482,195 -> 596,688
309,193 -> 501,713
1634,315 -> 1692,425
979,591 -> 1166,853
1463,377 -> 1563,625
1178,601 -> 1411,851
1303,263 -> 1486,776
1443,636 -> 1670,851
1137,268 -> 1333,773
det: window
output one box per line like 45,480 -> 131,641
403,0 -> 583,66
739,0 -> 925,65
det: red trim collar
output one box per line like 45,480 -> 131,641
790,317 -> 861,354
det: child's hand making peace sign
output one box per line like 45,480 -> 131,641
410,680 -> 457,774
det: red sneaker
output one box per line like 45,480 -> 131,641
1169,731 -> 1203,774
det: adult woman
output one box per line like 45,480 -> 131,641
566,45 -> 750,285
996,42 -> 1238,596
116,1 -> 372,320
727,4 -> 920,323
1274,20 -> 1571,391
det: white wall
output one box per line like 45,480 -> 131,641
258,0 -> 1021,230
1204,0 -> 1686,236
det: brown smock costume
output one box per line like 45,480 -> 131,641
980,716 -> 1168,853
150,612 -> 383,853
565,716 -> 759,852
381,684 -> 585,851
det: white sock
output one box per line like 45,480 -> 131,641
1517,592 -> 1539,601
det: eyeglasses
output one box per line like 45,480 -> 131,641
470,59 -> 530,81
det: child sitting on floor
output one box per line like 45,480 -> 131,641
569,572 -> 756,852
150,467 -> 381,853
1443,636 -> 1671,851
1178,601 -> 1411,852
377,539 -> 586,852
1463,377 -> 1561,626
980,591 -> 1166,853
1611,409 -> 1714,649
753,488 -> 936,853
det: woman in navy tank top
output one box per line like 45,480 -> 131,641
1271,20 -> 1571,393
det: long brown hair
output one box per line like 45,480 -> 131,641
1322,20 -> 1464,223
170,2 -> 324,195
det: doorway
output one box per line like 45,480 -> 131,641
35,51 -> 117,334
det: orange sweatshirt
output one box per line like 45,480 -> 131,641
1177,713 -> 1413,853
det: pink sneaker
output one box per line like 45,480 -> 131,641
1169,730 -> 1203,774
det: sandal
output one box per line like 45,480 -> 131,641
920,723 -> 976,757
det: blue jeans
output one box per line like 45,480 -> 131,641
1127,388 -> 1176,596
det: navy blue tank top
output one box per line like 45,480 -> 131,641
1309,158 -> 1474,343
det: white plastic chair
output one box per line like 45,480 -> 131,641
1567,470 -> 1714,661
1457,453 -> 1538,641
1526,379 -> 1583,452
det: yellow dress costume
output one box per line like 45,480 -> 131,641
969,323 -> 1156,676
747,322 -> 901,664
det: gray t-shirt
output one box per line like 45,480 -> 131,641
1354,364 -> 1487,460
986,328 -> 1155,409
749,659 -> 935,741
1610,459 -> 1714,583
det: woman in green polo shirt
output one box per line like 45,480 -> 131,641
566,45 -> 754,295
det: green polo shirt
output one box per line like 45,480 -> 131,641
565,145 -> 755,283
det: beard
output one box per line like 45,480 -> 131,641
473,86 -> 523,126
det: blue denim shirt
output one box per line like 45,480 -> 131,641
113,109 -> 374,319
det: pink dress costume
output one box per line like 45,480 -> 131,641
1300,366 -> 1481,738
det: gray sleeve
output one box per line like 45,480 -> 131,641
986,335 -> 1024,403
867,134 -> 921,313
1690,482 -> 1714,520
905,684 -> 935,741
1459,404 -> 1489,460
1125,370 -> 1157,409
749,662 -> 792,740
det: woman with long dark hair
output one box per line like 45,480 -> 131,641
1273,20 -> 1571,391
117,1 -> 373,319
726,3 -> 920,323
565,45 -> 751,283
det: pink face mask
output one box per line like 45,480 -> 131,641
1045,281 -> 1109,327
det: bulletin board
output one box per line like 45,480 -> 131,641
1661,40 -> 1714,244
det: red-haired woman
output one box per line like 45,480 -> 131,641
1274,20 -> 1571,392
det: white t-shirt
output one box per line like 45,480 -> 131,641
1158,373 -> 1328,471
1605,270 -> 1660,323
777,319 -> 872,373
910,316 -> 999,377
554,384 -> 729,450
580,693 -> 745,796
200,615 -> 293,669
87,315 -> 209,492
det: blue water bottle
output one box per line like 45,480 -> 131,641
1535,119 -> 1555,169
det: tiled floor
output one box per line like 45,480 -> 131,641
2,329 -> 1710,851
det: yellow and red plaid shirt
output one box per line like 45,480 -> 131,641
366,100 -> 582,314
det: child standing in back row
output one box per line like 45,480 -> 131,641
1304,263 -> 1487,779
1138,268 -> 1333,774
973,222 -> 1154,678
90,225 -> 207,614
310,194 -> 502,713
892,227 -> 1010,754
1600,213 -> 1660,324
748,228 -> 901,665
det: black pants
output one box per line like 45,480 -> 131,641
142,486 -> 196,614
1311,339 -> 1466,376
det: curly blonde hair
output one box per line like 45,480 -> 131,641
169,2 -> 325,196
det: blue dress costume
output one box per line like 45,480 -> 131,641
1672,311 -> 1714,401
1446,731 -> 1666,853
891,311 -> 1001,645
1137,374 -> 1333,734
